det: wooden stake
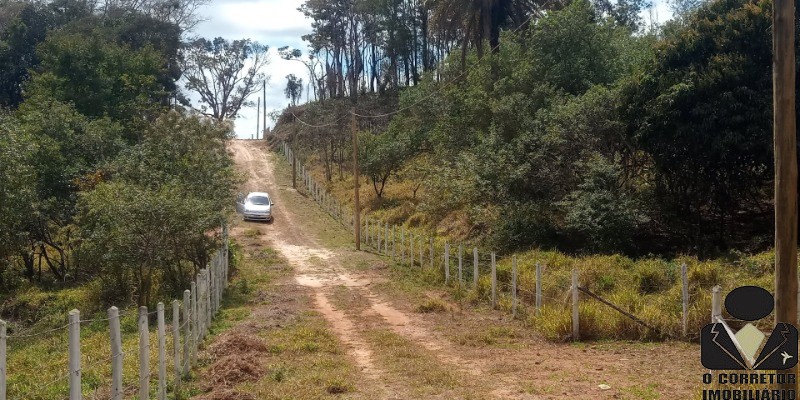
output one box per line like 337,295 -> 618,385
681,263 -> 689,338
458,244 -> 463,283
157,303 -> 166,400
172,300 -> 181,393
572,270 -> 580,341
0,320 -> 6,400
535,263 -> 542,316
68,310 -> 81,400
109,307 -> 123,400
444,242 -> 450,285
512,256 -> 517,318
473,248 -> 479,287
139,307 -> 149,399
491,253 -> 497,308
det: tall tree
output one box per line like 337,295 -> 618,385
429,0 -> 546,62
182,37 -> 270,121
285,74 -> 304,106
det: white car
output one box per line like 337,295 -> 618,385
236,192 -> 274,222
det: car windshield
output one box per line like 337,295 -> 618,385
248,196 -> 270,205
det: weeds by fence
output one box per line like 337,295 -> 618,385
0,227 -> 230,399
277,142 -> 749,343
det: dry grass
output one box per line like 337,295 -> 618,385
414,297 -> 449,313
202,353 -> 266,390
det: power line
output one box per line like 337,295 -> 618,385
291,112 -> 347,128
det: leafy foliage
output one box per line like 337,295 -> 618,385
182,37 -> 270,121
282,0 -> 785,257
0,5 -> 239,311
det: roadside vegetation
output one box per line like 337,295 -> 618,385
0,0 -> 272,392
271,0 -> 787,342
0,0 -> 275,330
278,0 -> 776,258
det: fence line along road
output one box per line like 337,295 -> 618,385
0,226 -> 230,400
276,141 -> 725,343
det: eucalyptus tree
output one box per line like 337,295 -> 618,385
182,37 -> 270,122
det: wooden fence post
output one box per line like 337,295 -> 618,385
198,272 -> 205,339
213,257 -> 219,313
69,309 -> 81,400
172,300 -> 181,394
681,263 -> 689,338
401,227 -> 405,265
491,253 -> 497,308
419,236 -> 424,267
384,223 -> 389,254
458,244 -> 463,284
182,290 -> 191,375
139,306 -> 150,400
711,285 -> 722,323
410,233 -> 414,266
109,307 -> 123,400
444,242 -> 450,285
0,320 -> 6,400
572,269 -> 580,341
430,237 -> 434,269
205,269 -> 212,332
157,303 -> 167,400
473,248 -> 478,287
190,282 -> 198,364
391,225 -> 396,260
210,260 -> 216,317
535,263 -> 542,316
512,256 -> 518,318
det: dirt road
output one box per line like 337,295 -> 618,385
217,139 -> 702,399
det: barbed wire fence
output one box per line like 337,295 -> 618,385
277,142 -> 732,344
0,225 -> 230,400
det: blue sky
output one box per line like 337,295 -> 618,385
194,0 -> 673,139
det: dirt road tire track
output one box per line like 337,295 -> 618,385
229,140 -> 541,399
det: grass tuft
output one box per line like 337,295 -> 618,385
415,298 -> 449,313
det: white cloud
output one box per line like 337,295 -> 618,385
194,0 -> 312,138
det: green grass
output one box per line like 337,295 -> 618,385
293,147 -> 782,343
364,329 -> 461,397
237,314 -> 359,399
3,242 -> 243,399
7,299 -> 187,399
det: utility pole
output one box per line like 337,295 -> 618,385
256,97 -> 260,140
773,0 -> 797,389
263,81 -> 267,138
352,109 -> 360,250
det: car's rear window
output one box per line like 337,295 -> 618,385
249,196 -> 270,205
